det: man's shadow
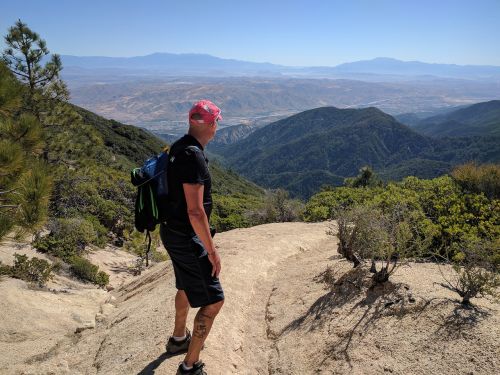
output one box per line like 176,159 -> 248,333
137,351 -> 182,375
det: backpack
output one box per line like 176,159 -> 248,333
130,148 -> 170,261
130,145 -> 200,260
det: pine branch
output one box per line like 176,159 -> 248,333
34,77 -> 50,85
11,70 -> 30,79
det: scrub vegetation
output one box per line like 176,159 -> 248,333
308,165 -> 499,304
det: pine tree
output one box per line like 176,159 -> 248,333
2,20 -> 81,164
0,62 -> 52,241
344,166 -> 382,188
2,19 -> 69,124
0,63 -> 22,118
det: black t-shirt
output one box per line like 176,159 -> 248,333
166,134 -> 212,232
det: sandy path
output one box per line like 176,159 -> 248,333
3,222 -> 499,374
8,222 -> 331,374
198,222 -> 332,374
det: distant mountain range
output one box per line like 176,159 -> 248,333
61,53 -> 281,77
59,54 -> 500,81
210,106 -> 500,198
319,57 -> 500,79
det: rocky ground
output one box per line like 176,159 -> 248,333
0,222 -> 498,374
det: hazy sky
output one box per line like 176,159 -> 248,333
1,0 -> 499,66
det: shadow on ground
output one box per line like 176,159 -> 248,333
433,302 -> 492,340
137,351 -> 184,375
281,265 -> 436,367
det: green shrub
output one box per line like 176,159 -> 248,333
9,253 -> 57,287
50,166 -> 135,239
150,248 -> 169,263
33,235 -> 69,258
452,162 -> 500,199
0,261 -> 11,276
400,175 -> 500,254
269,189 -> 304,222
304,186 -> 379,221
84,214 -> 108,247
53,217 -> 97,249
311,175 -> 499,260
68,255 -> 109,287
367,182 -> 440,254
69,255 -> 97,281
95,270 -> 110,288
34,217 -> 98,260
211,193 -> 262,232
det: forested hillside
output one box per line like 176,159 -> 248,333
412,100 -> 500,137
214,106 -> 500,198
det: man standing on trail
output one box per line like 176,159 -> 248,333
160,100 -> 224,375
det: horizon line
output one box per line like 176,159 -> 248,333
55,53 -> 500,69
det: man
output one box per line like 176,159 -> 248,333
160,99 -> 224,375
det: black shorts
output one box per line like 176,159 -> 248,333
160,224 -> 224,308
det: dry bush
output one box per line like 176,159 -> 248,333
246,188 -> 304,224
333,204 -> 427,283
330,207 -> 365,267
440,239 -> 499,305
315,265 -> 338,287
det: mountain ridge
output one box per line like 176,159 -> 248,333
412,100 -> 500,137
58,54 -> 500,80
213,106 -> 500,198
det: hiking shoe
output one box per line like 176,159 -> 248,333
166,329 -> 192,354
176,360 -> 207,375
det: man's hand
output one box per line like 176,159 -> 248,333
207,249 -> 221,278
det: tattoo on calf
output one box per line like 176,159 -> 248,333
193,313 -> 213,339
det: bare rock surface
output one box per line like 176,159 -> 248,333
86,245 -> 141,288
0,238 -> 52,265
1,222 -> 499,375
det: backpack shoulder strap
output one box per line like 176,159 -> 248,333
169,145 -> 201,163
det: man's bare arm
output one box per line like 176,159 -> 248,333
183,183 -> 221,277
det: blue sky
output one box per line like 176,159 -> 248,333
1,0 -> 499,66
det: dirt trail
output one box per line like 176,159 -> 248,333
4,222 -> 331,374
3,221 -> 499,375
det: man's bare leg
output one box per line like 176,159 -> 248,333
183,299 -> 224,366
173,290 -> 190,337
